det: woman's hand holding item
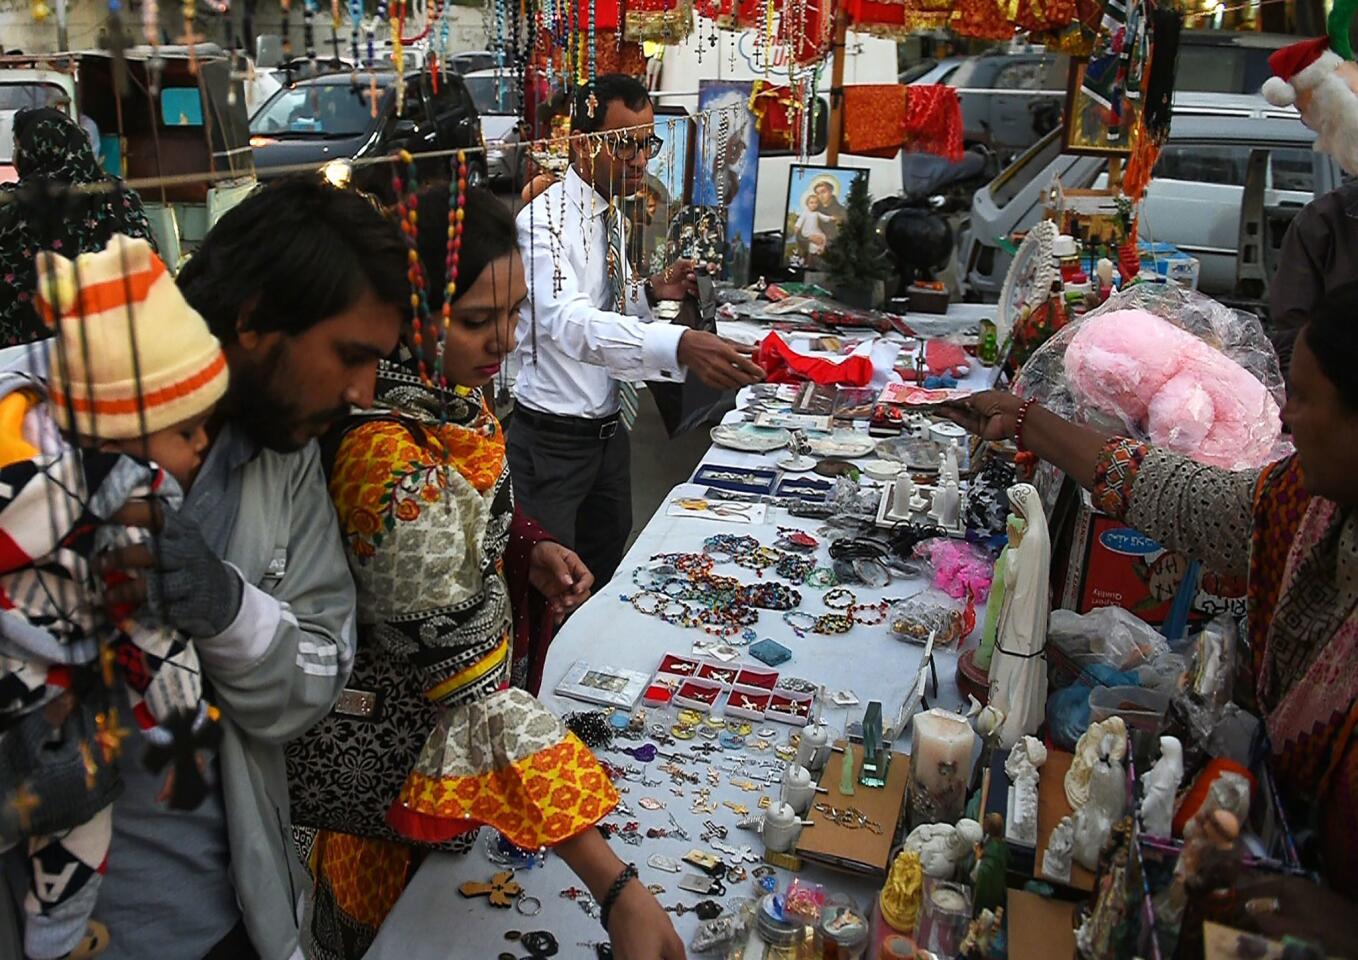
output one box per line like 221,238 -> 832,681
605,880 -> 686,960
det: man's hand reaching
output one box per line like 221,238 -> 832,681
676,329 -> 765,391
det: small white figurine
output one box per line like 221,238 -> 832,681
1004,736 -> 1047,847
941,444 -> 960,487
988,483 -> 1050,747
930,479 -> 962,528
1041,815 -> 1075,883
1139,736 -> 1184,838
904,818 -> 983,880
892,475 -> 917,517
1072,735 -> 1127,871
1065,716 -> 1128,809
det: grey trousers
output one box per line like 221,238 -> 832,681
506,414 -> 633,587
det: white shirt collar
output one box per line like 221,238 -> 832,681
564,166 -> 614,221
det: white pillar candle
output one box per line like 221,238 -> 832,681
762,801 -> 803,853
780,764 -> 815,816
796,722 -> 832,772
908,709 -> 977,828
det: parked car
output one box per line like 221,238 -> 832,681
900,56 -> 966,86
463,67 -> 527,186
449,50 -> 497,75
941,31 -> 1300,168
249,68 -> 485,198
956,93 -> 1343,302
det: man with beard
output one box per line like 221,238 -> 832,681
0,177 -> 406,960
1262,19 -> 1358,374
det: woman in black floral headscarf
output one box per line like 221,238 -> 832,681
0,107 -> 157,346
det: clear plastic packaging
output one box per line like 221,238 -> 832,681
914,539 -> 995,602
888,589 -> 970,646
1048,607 -> 1170,671
1013,284 -> 1289,470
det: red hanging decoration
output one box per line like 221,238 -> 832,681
839,84 -> 909,158
845,0 -> 950,36
576,0 -> 620,32
949,0 -> 1015,40
749,81 -> 799,151
900,85 -> 964,162
624,0 -> 694,42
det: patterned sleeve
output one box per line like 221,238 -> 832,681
1091,438 -> 1258,579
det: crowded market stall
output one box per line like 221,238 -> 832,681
3,0 -> 1358,955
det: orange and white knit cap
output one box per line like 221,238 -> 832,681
37,234 -> 228,440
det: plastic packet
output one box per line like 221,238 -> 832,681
694,899 -> 754,954
1048,606 -> 1169,671
1013,284 -> 1289,470
916,538 -> 994,602
888,589 -> 971,646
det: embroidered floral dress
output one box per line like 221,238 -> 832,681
302,361 -> 618,959
1093,439 -> 1358,896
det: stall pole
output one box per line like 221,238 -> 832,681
825,7 -> 848,165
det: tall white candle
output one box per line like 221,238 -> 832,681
908,709 -> 977,827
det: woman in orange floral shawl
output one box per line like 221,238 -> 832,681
289,186 -> 683,960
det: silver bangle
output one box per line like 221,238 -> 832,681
516,894 -> 542,916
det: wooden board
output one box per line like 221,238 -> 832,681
1032,749 -> 1095,893
1007,889 -> 1077,960
796,741 -> 909,877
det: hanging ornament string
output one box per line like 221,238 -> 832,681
441,150 -> 468,396
392,0 -> 406,113
392,150 -> 436,386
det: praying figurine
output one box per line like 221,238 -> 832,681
1042,815 -> 1075,883
971,813 -> 1009,917
878,849 -> 925,936
959,907 -> 1004,959
1138,735 -> 1183,838
988,483 -> 1050,747
1003,735 -> 1046,847
904,819 -> 983,880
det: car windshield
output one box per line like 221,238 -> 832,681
464,75 -> 515,115
250,84 -> 383,137
1176,46 -> 1275,94
0,82 -> 70,162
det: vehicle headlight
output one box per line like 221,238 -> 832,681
322,159 -> 353,189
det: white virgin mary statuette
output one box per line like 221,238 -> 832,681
987,483 -> 1050,747
1139,736 -> 1183,838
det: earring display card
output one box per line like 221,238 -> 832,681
724,684 -> 772,720
774,475 -> 834,500
766,689 -> 815,725
658,654 -> 702,677
674,678 -> 725,711
691,464 -> 779,496
752,410 -> 834,433
735,665 -> 781,689
696,662 -> 740,687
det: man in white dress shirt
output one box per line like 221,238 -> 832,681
510,74 -> 763,585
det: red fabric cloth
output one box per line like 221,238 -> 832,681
755,333 -> 875,386
504,507 -> 557,696
576,0 -> 621,31
902,85 -> 964,162
950,0 -> 1014,40
840,84 -> 908,158
750,81 -> 798,151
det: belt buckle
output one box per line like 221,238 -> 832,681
599,420 -> 618,440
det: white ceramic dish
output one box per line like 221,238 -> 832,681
806,432 -> 876,459
710,424 -> 791,452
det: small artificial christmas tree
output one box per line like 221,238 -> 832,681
820,176 -> 894,303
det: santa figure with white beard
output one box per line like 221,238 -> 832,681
1261,2 -> 1358,176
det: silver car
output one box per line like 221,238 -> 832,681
956,92 -> 1344,302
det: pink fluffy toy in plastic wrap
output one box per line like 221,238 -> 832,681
1014,285 -> 1288,471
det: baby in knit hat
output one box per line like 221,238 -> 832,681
0,234 -> 229,960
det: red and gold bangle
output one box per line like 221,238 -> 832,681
1014,397 -> 1039,452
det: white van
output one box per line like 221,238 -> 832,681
650,28 -> 904,234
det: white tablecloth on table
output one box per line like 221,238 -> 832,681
366,316 -> 1000,960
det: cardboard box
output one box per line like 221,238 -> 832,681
1058,492 -> 1245,627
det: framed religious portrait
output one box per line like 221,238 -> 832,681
696,80 -> 761,285
782,164 -> 869,272
1062,58 -> 1143,156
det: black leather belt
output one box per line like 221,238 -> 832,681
515,404 -> 621,440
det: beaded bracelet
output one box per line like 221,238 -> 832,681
703,534 -> 759,561
599,862 -> 639,932
806,567 -> 838,589
1014,397 -> 1039,452
814,613 -> 855,635
783,611 -> 818,637
775,554 -> 815,583
849,601 -> 889,626
823,587 -> 856,610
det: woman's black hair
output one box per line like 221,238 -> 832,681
177,176 -> 408,345
1302,280 -> 1358,410
413,184 -> 519,313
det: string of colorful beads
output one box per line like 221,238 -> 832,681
391,150 -> 435,386
442,150 -> 468,386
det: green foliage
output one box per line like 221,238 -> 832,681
820,176 -> 894,289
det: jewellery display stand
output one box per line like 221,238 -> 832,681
875,479 -> 969,537
797,740 -> 909,877
692,464 -> 779,496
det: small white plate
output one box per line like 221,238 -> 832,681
777,454 -> 817,472
806,432 -> 876,459
862,459 -> 905,482
710,424 -> 791,452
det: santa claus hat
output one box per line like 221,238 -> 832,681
1262,0 -> 1358,107
1262,37 -> 1343,107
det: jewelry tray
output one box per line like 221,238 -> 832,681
873,479 -> 969,537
